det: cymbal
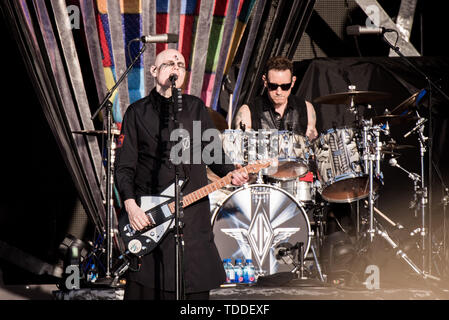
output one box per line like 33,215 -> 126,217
381,143 -> 415,151
313,90 -> 391,105
267,161 -> 308,181
381,150 -> 401,157
390,91 -> 423,116
72,129 -> 121,136
371,114 -> 417,126
207,108 -> 228,131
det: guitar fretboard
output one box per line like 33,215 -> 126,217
167,167 -> 247,213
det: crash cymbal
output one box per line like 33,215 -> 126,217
72,129 -> 121,136
313,90 -> 391,105
207,108 -> 228,131
391,90 -> 424,116
371,114 -> 417,126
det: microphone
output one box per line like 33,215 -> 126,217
389,158 -> 421,182
388,158 -> 398,167
346,25 -> 394,36
169,74 -> 178,85
403,118 -> 427,138
139,33 -> 178,43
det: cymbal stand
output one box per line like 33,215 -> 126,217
374,218 -> 439,281
360,125 -> 440,281
361,119 -> 383,242
91,42 -> 147,280
407,112 -> 429,272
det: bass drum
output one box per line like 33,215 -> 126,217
211,184 -> 312,276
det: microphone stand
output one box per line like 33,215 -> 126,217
170,76 -> 186,300
382,33 -> 449,274
91,42 -> 147,279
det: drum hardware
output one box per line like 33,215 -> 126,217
362,200 -> 404,230
274,241 -> 325,282
405,112 -> 430,272
372,219 -> 440,281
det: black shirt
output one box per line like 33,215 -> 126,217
114,88 -> 233,292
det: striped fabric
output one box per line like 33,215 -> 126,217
93,0 -> 256,123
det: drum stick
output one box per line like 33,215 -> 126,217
363,200 -> 399,228
227,93 -> 233,129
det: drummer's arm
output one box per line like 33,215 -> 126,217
305,100 -> 318,140
232,104 -> 252,130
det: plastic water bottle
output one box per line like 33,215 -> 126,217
86,263 -> 98,282
243,259 -> 256,283
234,259 -> 244,283
223,259 -> 235,283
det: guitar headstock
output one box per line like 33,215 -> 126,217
244,159 -> 273,174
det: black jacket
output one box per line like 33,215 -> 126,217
115,89 -> 233,292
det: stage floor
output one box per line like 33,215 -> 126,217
1,282 -> 448,300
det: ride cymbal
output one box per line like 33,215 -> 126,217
371,114 -> 417,126
313,90 -> 391,105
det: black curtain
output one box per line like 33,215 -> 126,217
294,56 -> 449,229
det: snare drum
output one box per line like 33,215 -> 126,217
266,172 -> 315,203
211,184 -> 312,276
314,127 -> 380,203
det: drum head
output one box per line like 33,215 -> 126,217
321,176 -> 382,203
211,184 -> 311,276
266,160 -> 308,181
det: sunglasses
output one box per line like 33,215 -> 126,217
267,82 -> 292,91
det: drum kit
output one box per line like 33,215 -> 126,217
210,85 -> 443,285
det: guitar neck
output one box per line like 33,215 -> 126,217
167,168 -> 246,213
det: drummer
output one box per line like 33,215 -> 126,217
232,55 -> 318,184
232,56 -> 318,141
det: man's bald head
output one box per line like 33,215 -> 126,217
151,49 -> 186,96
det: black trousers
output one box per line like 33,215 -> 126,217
124,280 -> 210,300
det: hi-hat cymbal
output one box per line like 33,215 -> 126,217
72,129 -> 121,136
313,90 -> 391,105
381,143 -> 415,151
381,150 -> 401,157
207,108 -> 228,131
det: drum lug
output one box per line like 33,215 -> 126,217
309,231 -> 315,236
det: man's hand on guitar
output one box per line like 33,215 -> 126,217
124,199 -> 152,231
231,164 -> 249,186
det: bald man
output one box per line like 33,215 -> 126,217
115,49 -> 248,300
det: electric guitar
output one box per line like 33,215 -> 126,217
118,160 -> 271,257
